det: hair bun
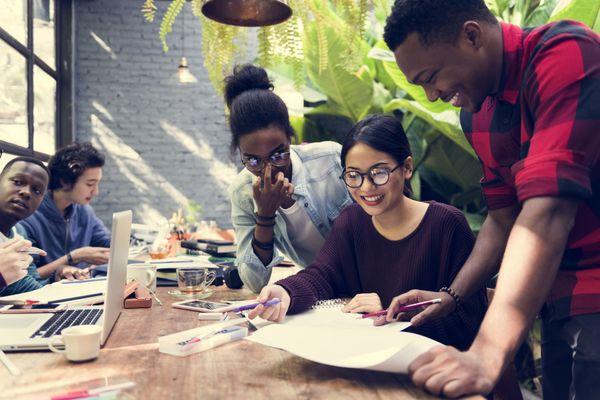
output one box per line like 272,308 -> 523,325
224,64 -> 273,108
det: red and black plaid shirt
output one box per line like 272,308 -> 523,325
461,21 -> 600,321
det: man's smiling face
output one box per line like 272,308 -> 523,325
393,26 -> 494,113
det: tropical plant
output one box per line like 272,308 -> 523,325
143,0 -> 598,230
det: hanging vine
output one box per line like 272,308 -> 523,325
144,0 -> 375,90
141,0 -> 157,22
159,0 -> 186,52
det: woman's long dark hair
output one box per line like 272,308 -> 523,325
341,114 -> 413,196
223,64 -> 294,155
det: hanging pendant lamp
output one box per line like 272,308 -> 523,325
201,0 -> 292,27
174,8 -> 198,84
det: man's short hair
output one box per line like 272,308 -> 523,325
384,0 -> 497,51
0,156 -> 50,179
48,142 -> 105,191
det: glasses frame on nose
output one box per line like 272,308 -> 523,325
241,150 -> 291,173
340,165 -> 402,189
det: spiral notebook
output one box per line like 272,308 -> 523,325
246,299 -> 439,374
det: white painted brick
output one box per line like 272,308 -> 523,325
74,0 -> 246,228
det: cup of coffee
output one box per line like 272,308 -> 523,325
48,325 -> 102,362
127,263 -> 157,292
176,267 -> 216,294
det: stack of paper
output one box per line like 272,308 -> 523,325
0,279 -> 107,305
246,307 -> 441,373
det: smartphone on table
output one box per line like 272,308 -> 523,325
172,299 -> 229,312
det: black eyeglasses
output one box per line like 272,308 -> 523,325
241,150 -> 291,172
340,165 -> 402,188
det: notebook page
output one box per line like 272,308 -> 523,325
246,323 -> 440,373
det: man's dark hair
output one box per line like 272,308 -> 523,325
48,142 -> 105,190
384,0 -> 497,51
223,64 -> 294,155
0,156 -> 50,179
341,114 -> 413,197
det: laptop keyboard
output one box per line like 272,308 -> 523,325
30,309 -> 103,338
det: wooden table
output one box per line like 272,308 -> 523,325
0,271 -> 440,399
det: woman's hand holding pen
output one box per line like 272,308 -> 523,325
253,164 -> 294,218
381,289 -> 455,327
247,284 -> 291,322
342,293 -> 382,313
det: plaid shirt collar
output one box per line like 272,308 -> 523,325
497,22 -> 524,105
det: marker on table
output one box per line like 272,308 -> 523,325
216,298 -> 282,313
49,381 -> 136,400
0,299 -> 40,306
360,298 -> 442,319
61,277 -> 107,284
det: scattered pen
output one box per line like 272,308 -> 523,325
50,381 -> 136,400
0,299 -> 40,306
61,277 -> 107,284
181,327 -> 241,350
179,318 -> 247,350
215,298 -> 281,313
47,292 -> 104,305
360,298 -> 442,319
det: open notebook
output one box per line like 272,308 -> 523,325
246,299 -> 441,374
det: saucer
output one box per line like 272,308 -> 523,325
167,289 -> 214,300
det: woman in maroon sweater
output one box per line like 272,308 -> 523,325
248,115 -> 487,350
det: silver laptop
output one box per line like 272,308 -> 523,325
0,210 -> 132,351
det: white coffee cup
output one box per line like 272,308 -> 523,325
49,325 -> 102,362
127,263 -> 157,292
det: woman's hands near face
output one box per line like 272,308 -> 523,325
253,164 -> 294,217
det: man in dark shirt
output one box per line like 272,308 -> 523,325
383,0 -> 599,398
0,157 -> 50,295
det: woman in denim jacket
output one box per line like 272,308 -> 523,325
226,65 -> 352,293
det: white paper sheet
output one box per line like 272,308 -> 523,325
0,279 -> 107,304
246,307 -> 440,373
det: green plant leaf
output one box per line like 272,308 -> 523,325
373,41 -> 457,114
305,23 -> 374,121
384,98 -> 476,157
549,0 -> 600,31
290,116 -> 306,144
524,0 -> 559,26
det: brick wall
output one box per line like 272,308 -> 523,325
74,0 -> 244,229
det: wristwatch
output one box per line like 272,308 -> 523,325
66,252 -> 74,265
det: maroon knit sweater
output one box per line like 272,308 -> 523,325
276,202 -> 487,350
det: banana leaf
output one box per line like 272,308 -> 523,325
384,98 -> 477,157
304,14 -> 374,121
549,0 -> 600,31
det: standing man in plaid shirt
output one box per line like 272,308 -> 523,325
382,0 -> 599,398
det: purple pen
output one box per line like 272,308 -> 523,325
229,298 -> 282,313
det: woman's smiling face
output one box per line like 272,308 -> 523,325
344,142 -> 412,217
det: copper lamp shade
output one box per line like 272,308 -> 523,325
201,0 -> 292,27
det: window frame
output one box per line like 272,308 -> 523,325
0,0 -> 73,162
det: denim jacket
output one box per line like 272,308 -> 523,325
228,141 -> 352,293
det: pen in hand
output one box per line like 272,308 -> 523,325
215,298 -> 282,313
360,298 -> 442,319
19,247 -> 46,256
